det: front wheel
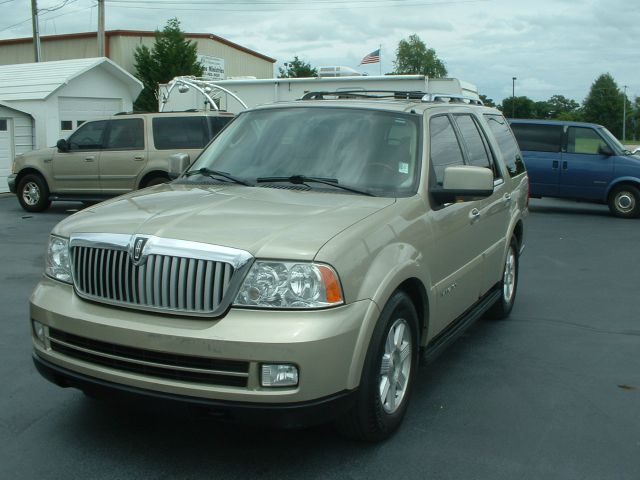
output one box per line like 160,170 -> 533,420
17,174 -> 51,212
608,185 -> 640,218
336,291 -> 418,442
486,237 -> 519,320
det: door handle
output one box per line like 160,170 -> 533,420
134,155 -> 144,161
503,193 -> 512,204
84,156 -> 95,162
552,160 -> 559,169
469,208 -> 481,222
562,161 -> 568,170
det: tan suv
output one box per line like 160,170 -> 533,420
30,90 -> 528,441
8,110 -> 233,212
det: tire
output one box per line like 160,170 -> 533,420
17,174 -> 51,212
336,291 -> 419,442
486,237 -> 519,320
141,175 -> 169,189
608,184 -> 640,218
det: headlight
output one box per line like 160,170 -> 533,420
234,261 -> 343,309
45,235 -> 72,284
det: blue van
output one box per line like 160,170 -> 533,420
509,119 -> 640,218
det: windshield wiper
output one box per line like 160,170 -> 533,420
184,168 -> 252,186
256,175 -> 375,197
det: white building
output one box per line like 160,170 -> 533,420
0,57 -> 142,192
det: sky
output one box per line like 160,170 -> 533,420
1,0 -> 638,105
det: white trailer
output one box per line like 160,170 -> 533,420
159,75 -> 479,114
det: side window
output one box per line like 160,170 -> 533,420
430,115 -> 464,185
67,121 -> 107,151
153,117 -> 208,150
207,116 -> 233,140
567,127 -> 608,154
510,123 -> 563,153
103,118 -> 144,150
453,114 -> 495,174
484,114 -> 525,177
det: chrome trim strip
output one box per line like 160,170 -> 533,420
49,338 -> 249,378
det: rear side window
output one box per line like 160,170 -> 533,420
430,115 -> 464,185
208,116 -> 232,138
104,118 -> 144,150
453,114 -> 494,172
567,127 -> 608,154
510,123 -> 563,153
484,114 -> 526,177
153,116 -> 208,150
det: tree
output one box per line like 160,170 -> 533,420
500,96 -> 536,119
479,94 -> 495,107
533,101 -> 551,119
392,34 -> 447,77
582,73 -> 626,138
547,94 -> 580,118
278,56 -> 317,78
133,18 -> 203,112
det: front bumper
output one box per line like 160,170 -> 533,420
7,174 -> 16,193
30,276 -> 379,417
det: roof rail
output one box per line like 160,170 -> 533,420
299,90 -> 484,105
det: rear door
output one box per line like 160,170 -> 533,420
99,117 -> 146,194
510,122 -> 563,197
560,126 -> 614,200
52,120 -> 106,193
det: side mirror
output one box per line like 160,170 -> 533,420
168,153 -> 191,179
598,144 -> 614,156
430,166 -> 494,204
56,139 -> 69,152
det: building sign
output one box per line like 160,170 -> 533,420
198,55 -> 225,80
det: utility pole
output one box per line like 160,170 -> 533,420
622,85 -> 628,143
97,0 -> 105,57
31,0 -> 41,62
511,76 -> 517,118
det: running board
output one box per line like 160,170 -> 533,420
422,288 -> 501,365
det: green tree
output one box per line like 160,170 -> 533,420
479,94 -> 495,107
278,56 -> 317,78
533,100 -> 551,119
547,94 -> 580,118
133,18 -> 203,112
582,73 -> 626,138
501,96 -> 536,119
392,34 -> 447,77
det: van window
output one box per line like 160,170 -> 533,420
153,117 -> 208,150
207,116 -> 232,138
104,118 -> 144,150
67,120 -> 107,151
510,123 -> 563,153
567,127 -> 608,154
484,114 -> 525,177
430,115 -> 464,185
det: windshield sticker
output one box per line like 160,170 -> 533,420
399,162 -> 409,174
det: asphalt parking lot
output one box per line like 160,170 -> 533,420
0,195 -> 638,480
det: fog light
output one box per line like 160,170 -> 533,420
32,320 -> 46,343
261,364 -> 299,387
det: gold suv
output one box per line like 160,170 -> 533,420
30,91 -> 528,441
8,110 -> 233,212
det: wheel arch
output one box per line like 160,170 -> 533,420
604,178 -> 640,201
138,169 -> 170,189
16,167 -> 50,189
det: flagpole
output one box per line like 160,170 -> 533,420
379,44 -> 382,76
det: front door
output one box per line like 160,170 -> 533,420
52,120 -> 106,193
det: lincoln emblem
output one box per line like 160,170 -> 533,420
133,237 -> 147,263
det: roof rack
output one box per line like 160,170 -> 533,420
300,90 -> 483,105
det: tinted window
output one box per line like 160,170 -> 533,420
0,119 -> 6,131
153,117 -> 208,150
454,114 -> 492,170
208,116 -> 232,138
510,123 -> 563,152
104,118 -> 144,149
67,121 -> 107,151
60,120 -> 73,131
430,115 -> 464,185
567,127 -> 608,154
484,114 -> 525,177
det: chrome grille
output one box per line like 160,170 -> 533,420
71,246 -> 234,315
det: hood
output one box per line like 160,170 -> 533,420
54,184 -> 396,260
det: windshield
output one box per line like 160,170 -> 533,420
598,126 -> 627,154
185,107 -> 421,197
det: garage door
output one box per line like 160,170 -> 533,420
58,97 -> 123,137
0,118 -> 11,193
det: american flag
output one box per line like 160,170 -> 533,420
360,49 -> 380,65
